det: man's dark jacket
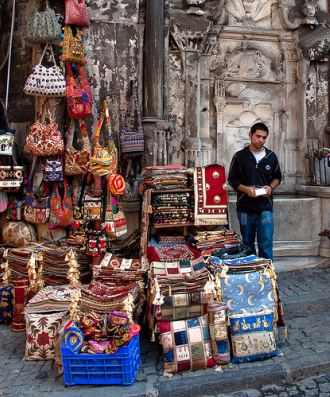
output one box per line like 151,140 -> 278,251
228,146 -> 282,213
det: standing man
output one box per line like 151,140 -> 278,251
228,122 -> 282,260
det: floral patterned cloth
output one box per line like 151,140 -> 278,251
24,311 -> 67,360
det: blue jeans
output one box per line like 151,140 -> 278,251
237,211 -> 274,260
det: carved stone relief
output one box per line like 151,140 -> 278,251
225,0 -> 273,28
86,0 -> 140,23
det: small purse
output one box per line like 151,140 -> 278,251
64,120 -> 90,176
24,104 -> 64,157
62,26 -> 85,65
66,64 -> 93,119
89,101 -> 118,176
104,193 -> 127,240
43,158 -> 64,182
64,0 -> 90,27
24,44 -> 66,97
83,193 -> 103,221
86,230 -> 107,257
0,129 -> 15,156
0,164 -> 24,192
27,0 -> 62,44
120,82 -> 144,155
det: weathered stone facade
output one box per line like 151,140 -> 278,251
1,0 -> 330,256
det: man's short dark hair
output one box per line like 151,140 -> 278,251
250,122 -> 269,136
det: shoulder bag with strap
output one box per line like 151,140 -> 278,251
89,101 -> 118,177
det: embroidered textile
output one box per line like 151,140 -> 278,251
24,311 -> 67,360
194,165 -> 228,226
229,310 -> 278,363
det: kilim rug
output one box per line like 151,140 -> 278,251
194,164 -> 228,226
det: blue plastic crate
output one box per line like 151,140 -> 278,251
61,335 -> 141,386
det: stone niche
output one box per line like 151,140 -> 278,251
167,0 -> 329,188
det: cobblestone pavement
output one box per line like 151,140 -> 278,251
216,373 -> 330,397
1,261 -> 330,397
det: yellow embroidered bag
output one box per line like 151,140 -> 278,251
89,101 -> 118,177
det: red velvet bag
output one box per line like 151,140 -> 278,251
66,64 -> 92,119
64,0 -> 90,27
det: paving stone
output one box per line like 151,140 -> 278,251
320,384 -> 330,393
279,393 -> 289,397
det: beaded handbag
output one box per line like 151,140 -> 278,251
62,26 -> 85,65
24,44 -> 66,97
27,0 -> 62,44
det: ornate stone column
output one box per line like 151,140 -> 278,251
143,0 -> 172,165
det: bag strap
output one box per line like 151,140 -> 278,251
38,44 -> 58,67
79,120 -> 91,152
133,82 -> 143,133
66,119 -> 75,150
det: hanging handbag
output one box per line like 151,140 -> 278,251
49,180 -> 73,228
0,164 -> 24,192
43,158 -> 64,182
83,193 -> 103,221
0,129 -> 15,156
27,0 -> 62,44
66,64 -> 93,119
24,44 -> 66,97
64,0 -> 90,27
7,199 -> 25,221
108,174 -> 126,196
90,101 -> 118,176
24,104 -> 64,157
24,195 -> 50,224
120,82 -> 144,154
62,26 -> 85,65
104,193 -> 127,240
65,120 -> 90,176
85,230 -> 107,257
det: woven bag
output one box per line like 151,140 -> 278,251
120,82 -> 144,154
24,104 -> 64,157
62,26 -> 85,65
27,0 -> 62,44
66,64 -> 92,119
64,0 -> 90,27
24,44 -> 66,97
64,120 -> 90,176
89,101 -> 117,177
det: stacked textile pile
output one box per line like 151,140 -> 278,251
148,257 -> 231,374
7,247 -> 39,332
79,281 -> 141,321
190,230 -> 241,256
208,254 -> 281,363
142,164 -> 191,190
92,253 -> 146,322
42,245 -> 91,286
151,191 -> 193,226
24,285 -> 75,360
147,236 -> 200,261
